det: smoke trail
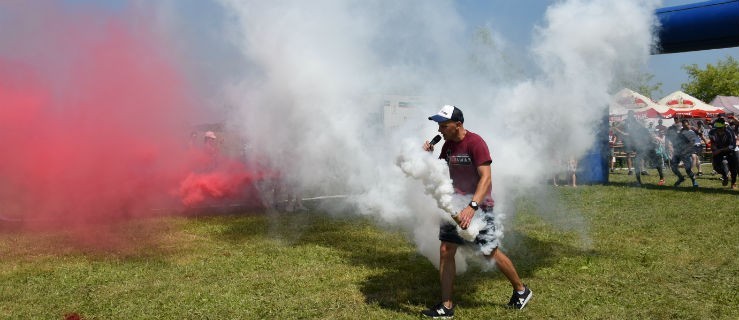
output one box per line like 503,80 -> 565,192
395,139 -> 485,241
482,0 -> 659,249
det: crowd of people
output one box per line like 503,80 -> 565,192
609,111 -> 739,189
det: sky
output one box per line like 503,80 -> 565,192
459,0 -> 738,99
54,0 -> 738,100
0,0 -> 735,263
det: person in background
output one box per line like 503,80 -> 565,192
729,117 -> 739,144
665,117 -> 681,168
655,118 -> 667,138
692,120 -> 709,176
624,117 -> 664,187
552,155 -> 577,187
730,117 -> 739,173
201,131 -> 220,172
422,105 -> 532,318
613,111 -> 639,175
708,118 -> 738,189
643,121 -> 655,171
667,120 -> 700,187
609,122 -> 620,173
681,120 -> 704,179
654,129 -> 670,180
702,118 -> 713,137
567,157 -> 578,187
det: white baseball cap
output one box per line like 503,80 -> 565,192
428,105 -> 464,123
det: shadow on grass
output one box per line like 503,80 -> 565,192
371,230 -> 596,311
221,213 -> 594,314
213,211 -> 596,314
606,181 -> 738,195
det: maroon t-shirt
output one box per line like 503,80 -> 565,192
438,131 -> 494,207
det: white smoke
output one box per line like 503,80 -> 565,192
395,139 -> 485,242
144,0 -> 660,270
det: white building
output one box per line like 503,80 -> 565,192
381,95 -> 431,134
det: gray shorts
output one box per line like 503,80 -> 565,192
438,206 -> 500,255
693,145 -> 703,155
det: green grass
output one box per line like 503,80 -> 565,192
0,169 -> 737,319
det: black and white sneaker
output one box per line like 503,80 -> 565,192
421,302 -> 454,318
507,285 -> 533,310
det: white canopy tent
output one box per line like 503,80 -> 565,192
710,95 -> 739,115
657,91 -> 725,118
609,88 -> 673,120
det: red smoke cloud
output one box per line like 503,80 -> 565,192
0,4 -> 263,237
177,160 -> 269,207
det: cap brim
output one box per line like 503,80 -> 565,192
428,115 -> 450,122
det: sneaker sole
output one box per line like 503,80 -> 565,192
518,292 -> 533,310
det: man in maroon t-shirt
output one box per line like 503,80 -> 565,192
420,105 -> 532,318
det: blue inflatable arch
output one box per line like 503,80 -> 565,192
655,0 -> 739,54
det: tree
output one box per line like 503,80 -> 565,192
681,56 -> 739,102
619,72 -> 662,100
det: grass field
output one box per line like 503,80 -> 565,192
1,167 -> 737,319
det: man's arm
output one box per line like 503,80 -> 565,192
456,162 -> 492,229
709,131 -> 734,155
709,135 -> 720,154
729,130 -> 737,150
472,162 -> 492,204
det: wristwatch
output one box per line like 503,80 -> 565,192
469,201 -> 479,211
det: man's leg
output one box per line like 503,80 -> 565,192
490,248 -> 524,291
712,154 -> 728,185
570,171 -> 577,187
652,151 -> 665,181
634,154 -> 644,185
670,155 -> 684,182
639,156 -> 648,174
692,153 -> 701,175
682,154 -> 696,184
491,248 -> 532,309
727,153 -> 739,185
610,149 -> 616,172
440,242 -> 458,309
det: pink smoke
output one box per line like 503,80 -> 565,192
0,3 -> 264,240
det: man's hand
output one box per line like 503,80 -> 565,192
712,146 -> 726,155
423,140 -> 434,152
456,205 -> 476,230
